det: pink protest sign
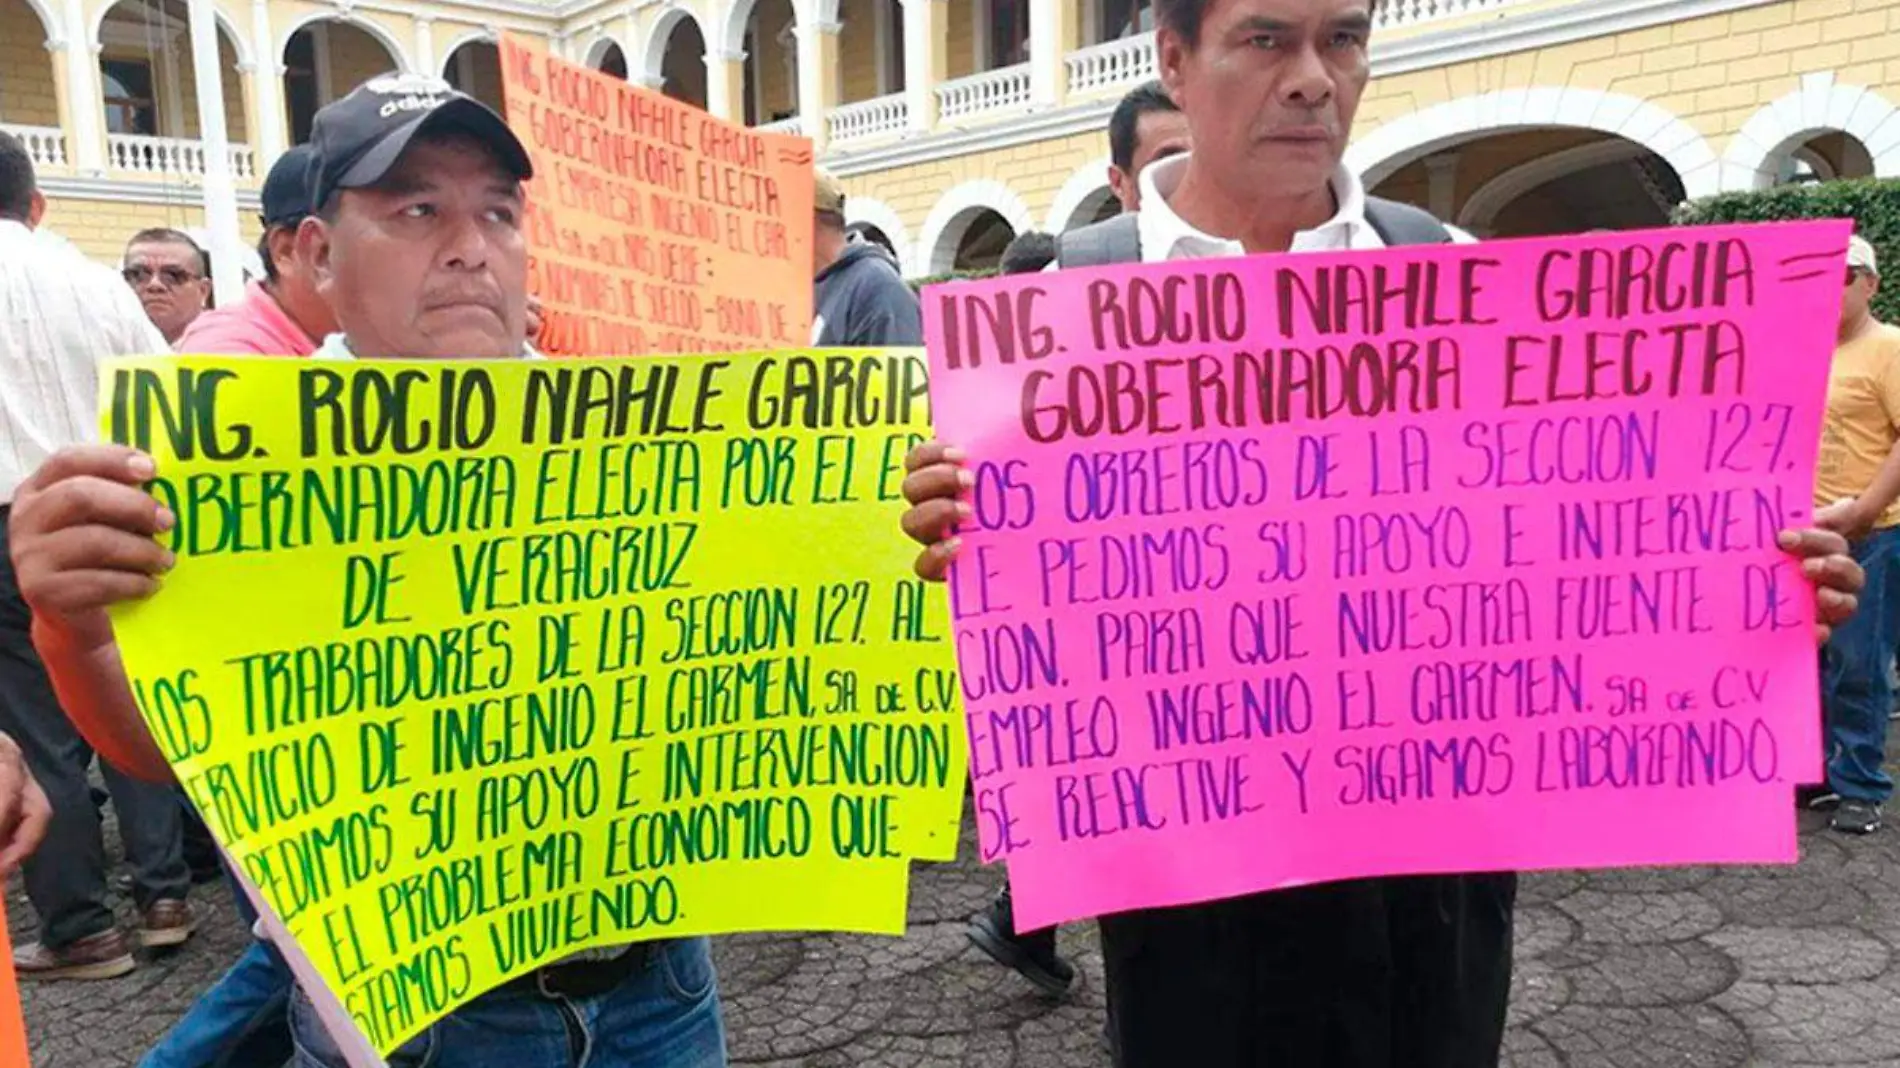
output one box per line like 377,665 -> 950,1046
923,220 -> 1851,932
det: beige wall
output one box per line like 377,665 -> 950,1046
749,0 -> 797,120
0,0 -> 60,127
174,31 -> 248,141
839,0 -> 882,104
41,195 -> 261,263
946,0 -> 975,80
329,22 -> 400,100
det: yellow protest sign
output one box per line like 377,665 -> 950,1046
103,350 -> 963,1054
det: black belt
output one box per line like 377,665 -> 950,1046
502,942 -> 662,1000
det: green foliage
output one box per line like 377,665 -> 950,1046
908,268 -> 999,292
1673,177 -> 1900,323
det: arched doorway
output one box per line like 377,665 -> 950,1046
442,39 -> 503,112
96,0 -> 250,172
281,18 -> 403,145
953,209 -> 1016,272
1369,130 -> 1688,238
654,13 -> 708,109
735,0 -> 798,126
590,40 -> 629,81
1,0 -> 65,164
1775,131 -> 1875,186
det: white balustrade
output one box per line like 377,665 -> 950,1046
828,94 -> 909,143
0,125 -> 67,168
107,134 -> 256,180
936,64 -> 1033,122
758,116 -> 805,136
1065,35 -> 1155,96
1375,0 -> 1511,29
1063,0 -> 1518,96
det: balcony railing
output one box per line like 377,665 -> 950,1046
1,124 -> 67,169
758,116 -> 804,136
1376,0 -> 1513,29
107,134 -> 256,180
828,94 -> 908,144
937,64 -> 1033,122
1065,35 -> 1155,97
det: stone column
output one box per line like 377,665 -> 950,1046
1029,0 -> 1073,109
413,17 -> 436,78
59,0 -> 104,172
250,0 -> 286,157
900,0 -> 945,134
707,48 -> 746,123
1424,152 -> 1459,222
795,17 -> 839,151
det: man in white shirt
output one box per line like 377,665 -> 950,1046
898,1 -> 1869,1065
0,130 -> 196,981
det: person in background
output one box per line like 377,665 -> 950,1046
812,168 -> 923,346
0,130 -> 195,982
1106,81 -> 1192,213
0,731 -> 48,876
844,220 -> 898,261
997,231 -> 1057,276
10,73 -> 727,1067
1810,234 -> 1900,835
964,221 -> 1081,1005
173,145 -> 336,357
896,0 -> 1870,1064
123,228 -> 212,346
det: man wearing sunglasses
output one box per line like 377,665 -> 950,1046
122,229 -> 212,347
1811,235 -> 1900,835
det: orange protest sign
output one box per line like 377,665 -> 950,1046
500,33 -> 815,356
0,902 -> 29,1066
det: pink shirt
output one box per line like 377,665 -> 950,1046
173,281 -> 317,356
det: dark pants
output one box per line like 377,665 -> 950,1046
1822,526 -> 1900,803
1098,872 -> 1517,1068
0,508 -> 189,948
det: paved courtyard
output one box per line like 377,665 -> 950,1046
12,802 -> 1900,1067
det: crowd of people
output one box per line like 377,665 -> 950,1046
0,0 -> 1885,1065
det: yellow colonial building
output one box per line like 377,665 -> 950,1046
3,0 -> 1897,274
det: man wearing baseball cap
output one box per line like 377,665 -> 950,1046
9,74 -> 728,1066
1812,233 -> 1900,836
812,166 -> 921,346
173,144 -> 336,357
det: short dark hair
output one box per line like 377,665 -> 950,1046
126,227 -> 210,279
1157,0 -> 1378,47
1109,81 -> 1180,173
0,132 -> 35,224
257,232 -> 280,284
1000,230 -> 1057,276
845,221 -> 896,258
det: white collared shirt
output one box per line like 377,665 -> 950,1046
1130,152 -> 1475,261
0,220 -> 166,504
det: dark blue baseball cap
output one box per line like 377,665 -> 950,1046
259,143 -> 319,228
309,72 -> 532,211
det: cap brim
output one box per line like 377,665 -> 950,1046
337,97 -> 534,193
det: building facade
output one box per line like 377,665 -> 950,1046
3,0 -> 1897,271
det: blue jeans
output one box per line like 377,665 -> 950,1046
141,862 -> 294,1068
141,940 -> 293,1068
1823,526 -> 1900,803
288,939 -> 727,1068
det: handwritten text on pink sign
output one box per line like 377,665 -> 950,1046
923,222 -> 1848,931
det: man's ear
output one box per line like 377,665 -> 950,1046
26,190 -> 45,229
1107,164 -> 1130,205
1156,27 -> 1189,105
298,214 -> 335,298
